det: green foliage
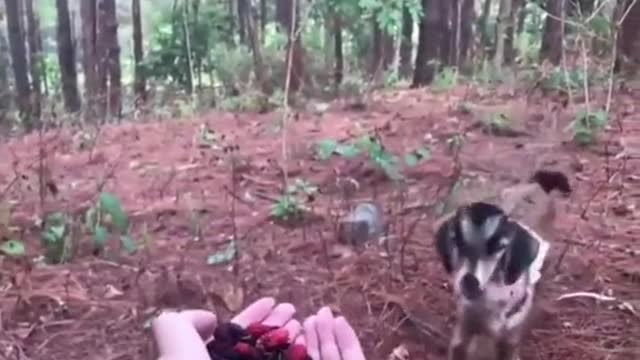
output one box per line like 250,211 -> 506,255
315,135 -> 431,181
0,239 -> 25,257
570,109 -> 608,146
432,66 -> 459,91
85,192 -> 136,254
270,178 -> 318,222
40,212 -> 71,264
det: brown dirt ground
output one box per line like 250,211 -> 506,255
0,87 -> 639,360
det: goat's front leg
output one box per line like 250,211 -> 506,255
496,335 -> 521,360
448,321 -> 473,360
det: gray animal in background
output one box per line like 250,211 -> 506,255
337,201 -> 386,248
435,171 -> 571,360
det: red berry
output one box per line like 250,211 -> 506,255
258,328 -> 290,352
285,343 -> 312,360
246,322 -> 279,339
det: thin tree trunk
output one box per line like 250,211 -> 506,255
240,0 -> 270,94
505,0 -> 524,65
493,0 -> 511,70
25,0 -> 42,121
97,0 -> 121,118
399,3 -> 414,77
260,0 -> 267,42
4,0 -> 33,129
413,0 -> 444,86
237,0 -> 248,43
616,0 -> 640,74
0,26 -> 10,115
334,12 -> 343,90
439,0 -> 452,66
478,0 -> 493,52
450,0 -> 474,68
181,0 -> 194,94
132,0 -> 146,104
276,0 -> 304,96
56,0 -> 81,112
81,0 -> 99,118
540,0 -> 564,65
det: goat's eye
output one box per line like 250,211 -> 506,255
486,234 -> 505,255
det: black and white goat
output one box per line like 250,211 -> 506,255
434,170 -> 571,360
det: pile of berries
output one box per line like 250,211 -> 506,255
207,322 -> 311,360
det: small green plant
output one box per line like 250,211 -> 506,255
270,178 -> 318,222
570,109 -> 608,146
432,66 -> 458,91
40,211 -> 71,264
85,192 -> 136,254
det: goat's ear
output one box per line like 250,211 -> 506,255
504,226 -> 539,284
435,218 -> 457,273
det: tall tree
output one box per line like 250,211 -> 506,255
260,0 -> 267,42
276,0 -> 304,96
399,4 -> 414,77
493,0 -> 511,69
449,0 -> 474,68
4,0 -> 33,129
504,0 -> 525,65
132,0 -> 146,103
478,0 -> 493,53
240,0 -> 269,94
0,16 -> 10,114
237,0 -> 248,43
81,0 -> 99,117
540,0 -> 564,65
97,0 -> 122,118
333,11 -> 343,90
413,0 -> 445,86
617,0 -> 640,74
24,0 -> 41,120
56,0 -> 81,112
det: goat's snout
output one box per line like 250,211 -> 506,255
461,273 -> 482,300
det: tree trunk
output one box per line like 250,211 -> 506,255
260,0 -> 267,43
334,15 -> 343,91
237,0 -> 248,43
399,3 -> 414,77
450,0 -> 475,68
493,0 -> 511,70
413,0 -> 445,86
505,0 -> 524,65
56,0 -> 81,113
371,15 -> 396,78
0,25 -> 10,115
276,0 -> 304,96
240,0 -> 269,94
97,0 -> 121,118
478,0 -> 493,52
25,0 -> 42,121
132,0 -> 146,104
439,0 -> 452,66
617,0 -> 640,74
4,0 -> 33,129
540,0 -> 564,65
81,0 -> 99,118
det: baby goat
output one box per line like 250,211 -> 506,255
434,169 -> 571,360
435,202 -> 546,360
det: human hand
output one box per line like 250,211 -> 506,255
152,297 -> 301,360
299,306 -> 366,360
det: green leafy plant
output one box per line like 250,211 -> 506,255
432,66 -> 458,91
570,109 -> 608,146
85,192 -> 136,254
270,179 -> 318,222
41,211 -> 71,264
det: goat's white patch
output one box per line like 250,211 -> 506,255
459,214 -> 502,245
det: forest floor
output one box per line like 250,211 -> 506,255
0,85 -> 639,360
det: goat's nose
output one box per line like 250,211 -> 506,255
461,274 -> 482,300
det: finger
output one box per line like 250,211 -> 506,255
283,319 -> 302,341
152,312 -> 210,360
260,303 -> 296,327
232,297 -> 276,327
303,315 -> 320,360
316,307 -> 341,360
179,310 -> 217,340
294,334 -> 306,346
334,316 -> 366,360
